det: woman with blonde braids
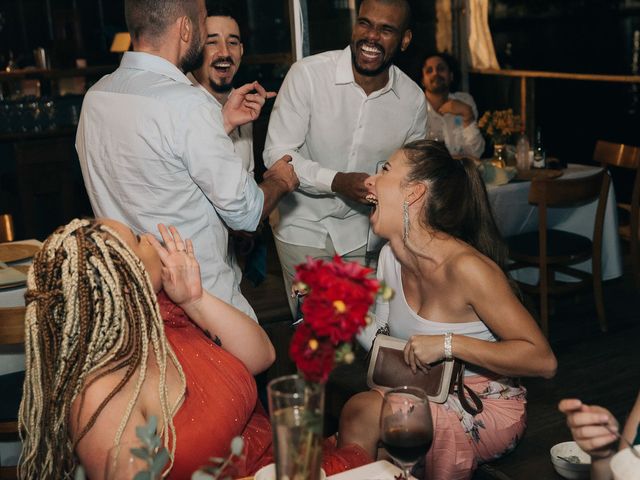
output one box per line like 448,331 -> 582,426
19,218 -> 373,479
19,219 -> 276,479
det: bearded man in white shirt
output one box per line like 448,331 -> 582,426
264,0 -> 427,317
188,2 -> 254,175
422,52 -> 485,158
76,0 -> 298,321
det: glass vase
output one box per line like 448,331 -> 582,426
491,143 -> 506,168
267,375 -> 325,480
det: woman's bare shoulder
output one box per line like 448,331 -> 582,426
447,247 -> 502,277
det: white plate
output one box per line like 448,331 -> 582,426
328,460 -> 417,480
254,463 -> 326,480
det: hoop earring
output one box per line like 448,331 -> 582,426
403,200 -> 409,242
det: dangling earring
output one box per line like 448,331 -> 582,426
403,200 -> 409,242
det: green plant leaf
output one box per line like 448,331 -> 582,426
230,436 -> 244,456
147,416 -> 158,436
151,448 -> 169,476
130,447 -> 149,460
133,472 -> 151,480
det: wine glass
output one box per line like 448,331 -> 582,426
380,386 -> 433,480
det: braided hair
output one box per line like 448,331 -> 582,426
19,219 -> 186,479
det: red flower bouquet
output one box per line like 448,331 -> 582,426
289,255 -> 387,383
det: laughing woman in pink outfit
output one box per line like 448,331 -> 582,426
338,140 -> 557,480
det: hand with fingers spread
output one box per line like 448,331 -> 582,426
558,399 -> 620,459
222,81 -> 276,133
147,224 -> 203,308
403,334 -> 442,374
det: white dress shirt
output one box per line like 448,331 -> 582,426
186,72 -> 255,176
264,47 -> 427,254
76,52 -> 263,320
425,91 -> 485,158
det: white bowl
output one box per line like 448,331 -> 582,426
254,463 -> 327,480
610,446 -> 640,480
550,441 -> 591,479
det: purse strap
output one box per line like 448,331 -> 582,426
455,363 -> 484,416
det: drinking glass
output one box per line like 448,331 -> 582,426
104,442 -> 155,480
379,386 -> 433,480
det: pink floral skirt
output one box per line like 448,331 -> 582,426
424,373 -> 527,480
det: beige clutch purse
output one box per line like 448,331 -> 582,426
366,334 -> 457,404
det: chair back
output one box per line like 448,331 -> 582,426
528,169 -> 608,209
593,140 -> 640,169
0,306 -> 26,345
528,170 -> 610,287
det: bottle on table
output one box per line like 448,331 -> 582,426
515,129 -> 531,170
444,114 -> 464,156
532,127 -> 546,169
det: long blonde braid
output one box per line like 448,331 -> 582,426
19,219 -> 186,479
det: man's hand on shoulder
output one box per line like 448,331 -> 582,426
331,171 -> 370,204
438,99 -> 474,126
222,81 -> 276,134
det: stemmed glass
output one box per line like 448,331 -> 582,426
379,386 -> 433,480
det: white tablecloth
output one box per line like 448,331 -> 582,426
487,164 -> 623,284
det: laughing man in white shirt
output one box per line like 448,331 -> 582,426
76,0 -> 298,321
187,2 -> 254,175
264,0 -> 427,317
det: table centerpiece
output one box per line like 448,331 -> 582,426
478,108 -> 520,168
267,255 -> 391,480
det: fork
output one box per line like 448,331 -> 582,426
603,423 -> 640,459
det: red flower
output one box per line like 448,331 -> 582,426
289,323 -> 336,383
290,256 -> 382,383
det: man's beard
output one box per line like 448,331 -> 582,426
350,40 -> 399,77
209,57 -> 235,93
210,80 -> 233,94
427,77 -> 449,95
180,35 -> 204,73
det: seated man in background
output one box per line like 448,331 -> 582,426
422,51 -> 485,158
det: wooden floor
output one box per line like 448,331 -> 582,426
241,233 -> 640,480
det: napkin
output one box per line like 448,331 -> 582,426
0,262 -> 27,287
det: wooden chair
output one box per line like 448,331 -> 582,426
0,306 -> 26,479
0,214 -> 14,243
593,140 -> 640,289
506,170 -> 610,337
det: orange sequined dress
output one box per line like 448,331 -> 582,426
158,292 -> 372,478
